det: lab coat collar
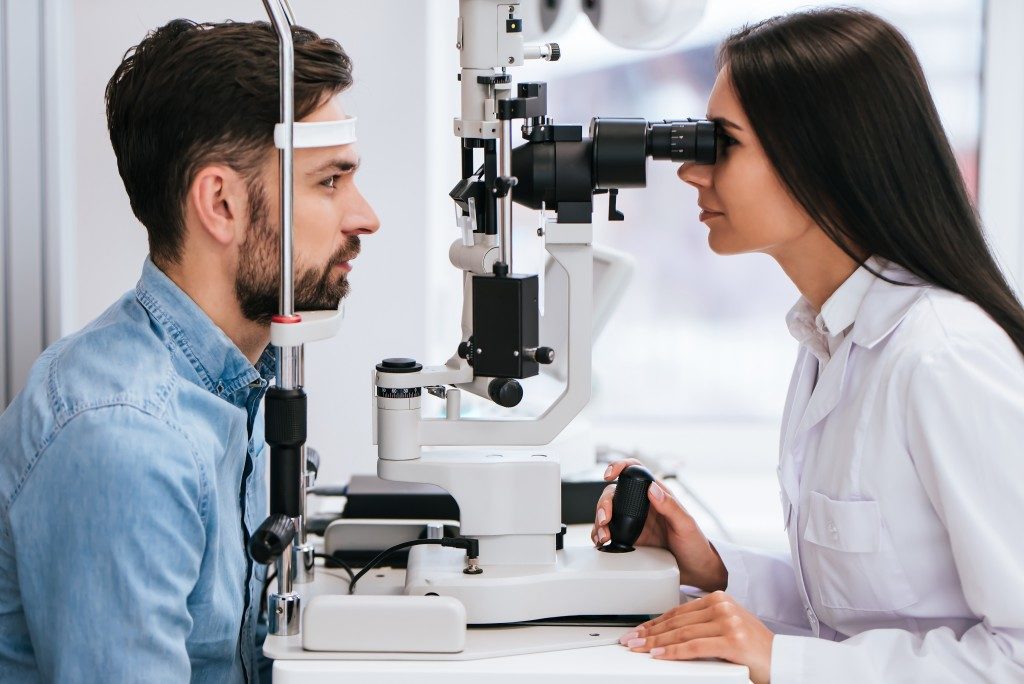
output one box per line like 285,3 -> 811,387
785,257 -> 881,363
792,259 -> 928,437
849,260 -> 929,349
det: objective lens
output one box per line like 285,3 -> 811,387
647,119 -> 717,164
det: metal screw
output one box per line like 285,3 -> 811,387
508,57 -> 514,64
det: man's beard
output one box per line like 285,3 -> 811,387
235,182 -> 360,324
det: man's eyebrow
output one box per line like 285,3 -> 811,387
307,158 -> 361,175
708,116 -> 743,132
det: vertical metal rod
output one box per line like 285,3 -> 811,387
498,117 -> 514,273
261,0 -> 304,633
263,0 -> 295,324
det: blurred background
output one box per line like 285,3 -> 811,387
1,0 -> 1019,550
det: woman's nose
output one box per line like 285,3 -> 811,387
677,162 -> 712,190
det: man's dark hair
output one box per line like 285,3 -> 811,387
105,20 -> 352,266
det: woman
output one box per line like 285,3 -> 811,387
591,8 -> 1024,684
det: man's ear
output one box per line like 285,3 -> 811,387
187,164 -> 247,247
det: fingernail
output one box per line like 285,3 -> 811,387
649,483 -> 665,501
604,465 -> 613,479
598,529 -> 606,543
650,647 -> 665,657
597,508 -> 607,525
618,631 -> 637,645
627,638 -> 646,648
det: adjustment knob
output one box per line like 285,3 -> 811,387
376,357 -> 423,373
548,43 -> 561,61
249,513 -> 295,564
532,347 -> 555,364
457,341 -> 472,360
487,378 -> 523,408
601,465 -> 655,553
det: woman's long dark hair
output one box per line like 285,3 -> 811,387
719,8 -> 1024,357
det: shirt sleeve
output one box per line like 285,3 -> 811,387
772,336 -> 1024,682
8,404 -> 205,683
711,539 -> 813,636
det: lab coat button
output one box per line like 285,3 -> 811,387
805,607 -> 817,624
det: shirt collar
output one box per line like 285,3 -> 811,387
135,257 -> 276,397
785,256 -> 883,350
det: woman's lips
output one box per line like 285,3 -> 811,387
699,209 -> 724,222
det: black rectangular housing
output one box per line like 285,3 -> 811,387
471,274 -> 539,379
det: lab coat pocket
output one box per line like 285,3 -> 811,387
803,491 -> 919,612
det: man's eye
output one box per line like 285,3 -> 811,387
320,175 -> 340,189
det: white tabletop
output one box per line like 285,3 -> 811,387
272,642 -> 750,683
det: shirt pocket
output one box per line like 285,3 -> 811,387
802,490 -> 919,612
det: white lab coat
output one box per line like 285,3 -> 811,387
713,261 -> 1024,682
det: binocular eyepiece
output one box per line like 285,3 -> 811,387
511,115 -> 717,222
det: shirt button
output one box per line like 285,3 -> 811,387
806,607 -> 817,623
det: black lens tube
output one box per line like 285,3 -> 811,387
591,118 -> 649,189
647,119 -> 717,164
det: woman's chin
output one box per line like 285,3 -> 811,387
707,232 -> 740,256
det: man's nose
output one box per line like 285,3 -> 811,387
343,186 -> 381,235
677,161 -> 712,190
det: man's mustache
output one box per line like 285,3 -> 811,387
328,236 -> 361,268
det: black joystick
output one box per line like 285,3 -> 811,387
600,465 -> 655,553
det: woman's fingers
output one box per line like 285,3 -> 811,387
637,592 -> 726,632
646,478 -> 695,530
640,607 -> 716,638
602,458 -> 645,482
592,484 -> 616,547
627,621 -> 721,653
648,636 -> 725,660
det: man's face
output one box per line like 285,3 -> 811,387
236,97 -> 380,323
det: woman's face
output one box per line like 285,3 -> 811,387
678,66 -> 815,256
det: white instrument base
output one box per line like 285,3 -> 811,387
268,623 -> 621,662
404,544 -> 680,624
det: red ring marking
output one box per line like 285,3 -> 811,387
271,314 -> 303,324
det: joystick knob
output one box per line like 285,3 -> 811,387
601,464 -> 655,553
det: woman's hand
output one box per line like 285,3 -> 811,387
620,591 -> 774,684
591,459 -> 727,592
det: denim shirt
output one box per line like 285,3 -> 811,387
0,258 -> 275,683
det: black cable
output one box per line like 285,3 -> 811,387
347,537 -> 479,595
313,551 -> 355,582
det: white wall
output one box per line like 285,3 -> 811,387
67,0 -> 460,487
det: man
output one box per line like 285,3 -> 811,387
0,19 -> 379,682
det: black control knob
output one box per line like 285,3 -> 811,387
533,347 -> 555,364
457,341 -> 472,360
601,465 -> 655,553
376,357 -> 423,373
249,513 -> 295,564
487,377 -> 523,408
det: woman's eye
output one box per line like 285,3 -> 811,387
719,135 -> 738,151
320,175 -> 340,189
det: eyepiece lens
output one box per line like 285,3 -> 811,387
646,119 -> 717,164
